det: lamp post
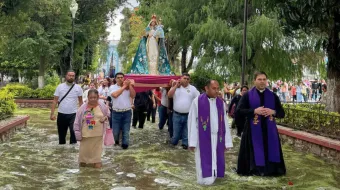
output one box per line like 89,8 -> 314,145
241,0 -> 248,85
69,0 -> 78,70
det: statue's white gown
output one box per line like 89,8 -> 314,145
147,29 -> 159,75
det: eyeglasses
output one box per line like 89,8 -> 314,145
116,77 -> 123,79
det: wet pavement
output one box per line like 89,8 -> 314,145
0,108 -> 339,190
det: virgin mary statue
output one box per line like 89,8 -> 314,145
130,14 -> 171,75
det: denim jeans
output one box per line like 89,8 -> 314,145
171,112 -> 188,146
158,105 -> 168,130
168,111 -> 173,138
112,110 -> 132,147
281,92 -> 286,103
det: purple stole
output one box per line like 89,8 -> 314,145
198,93 -> 225,178
248,87 -> 281,166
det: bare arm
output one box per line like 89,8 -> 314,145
111,86 -> 126,98
50,96 -> 59,120
78,96 -> 83,107
129,85 -> 136,99
168,80 -> 180,98
99,95 -> 107,100
152,93 -> 156,105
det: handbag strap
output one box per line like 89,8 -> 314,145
58,84 -> 75,105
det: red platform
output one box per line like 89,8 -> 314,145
125,74 -> 181,92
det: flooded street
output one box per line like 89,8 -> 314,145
0,108 -> 339,190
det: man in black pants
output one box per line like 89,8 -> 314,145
132,91 -> 152,129
146,90 -> 156,123
50,70 -> 83,144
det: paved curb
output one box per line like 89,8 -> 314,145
0,115 -> 30,138
278,125 -> 340,151
15,99 -> 53,103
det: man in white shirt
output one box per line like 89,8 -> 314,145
50,70 -> 83,144
158,87 -> 170,130
188,79 -> 233,185
168,73 -> 200,149
110,72 -> 136,149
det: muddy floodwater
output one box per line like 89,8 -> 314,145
0,108 -> 339,190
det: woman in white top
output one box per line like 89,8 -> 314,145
98,77 -> 111,105
83,82 -> 97,103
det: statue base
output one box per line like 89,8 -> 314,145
125,74 -> 181,92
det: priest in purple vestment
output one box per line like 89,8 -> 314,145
236,71 -> 286,176
188,80 -> 233,185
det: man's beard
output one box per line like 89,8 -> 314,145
67,79 -> 74,83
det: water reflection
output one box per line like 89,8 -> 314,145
0,108 -> 339,189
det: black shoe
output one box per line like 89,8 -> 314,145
122,144 -> 129,149
182,145 -> 188,150
115,141 -> 119,145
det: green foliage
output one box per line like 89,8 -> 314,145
136,0 -> 323,82
190,69 -> 224,92
278,103 -> 340,138
45,71 -> 61,86
3,84 -> 56,99
3,84 -> 32,98
0,0 -> 126,84
0,89 -> 16,120
265,0 -> 340,112
118,8 -> 148,73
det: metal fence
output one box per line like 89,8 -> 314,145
277,103 -> 340,140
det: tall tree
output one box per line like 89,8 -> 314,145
267,0 -> 340,112
0,0 -> 71,88
0,0 -> 126,87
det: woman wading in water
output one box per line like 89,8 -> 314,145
74,89 -> 110,168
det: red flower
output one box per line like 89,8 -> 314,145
288,181 -> 293,186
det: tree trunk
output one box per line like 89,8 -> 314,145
38,56 -> 46,89
181,47 -> 188,73
18,70 -> 21,83
324,11 -> 340,113
186,52 -> 195,71
0,72 -> 3,86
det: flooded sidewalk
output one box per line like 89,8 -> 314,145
0,108 -> 339,190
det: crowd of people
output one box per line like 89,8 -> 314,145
223,79 -> 327,104
50,70 -> 287,185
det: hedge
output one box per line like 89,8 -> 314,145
3,84 -> 56,99
0,89 -> 16,120
277,103 -> 340,139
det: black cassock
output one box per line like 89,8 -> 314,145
236,89 -> 286,176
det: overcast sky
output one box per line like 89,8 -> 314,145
107,0 -> 139,41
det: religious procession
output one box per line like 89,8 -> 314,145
1,0 -> 339,189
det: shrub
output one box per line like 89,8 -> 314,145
3,83 -> 56,99
278,103 -> 340,139
0,89 -> 16,120
37,85 -> 56,99
45,71 -> 61,86
3,83 -> 32,97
